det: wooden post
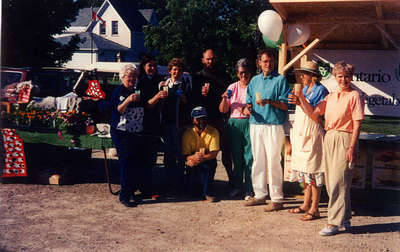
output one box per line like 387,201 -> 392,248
278,23 -> 288,75
278,43 -> 287,75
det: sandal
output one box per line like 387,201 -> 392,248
288,207 -> 307,214
300,211 -> 321,221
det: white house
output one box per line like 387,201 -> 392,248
55,0 -> 157,69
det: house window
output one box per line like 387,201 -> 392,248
100,22 -> 106,35
112,21 -> 118,35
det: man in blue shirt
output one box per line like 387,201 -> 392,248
243,49 -> 290,211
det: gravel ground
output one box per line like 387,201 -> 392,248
1,149 -> 399,252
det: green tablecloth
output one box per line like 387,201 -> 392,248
16,130 -> 114,149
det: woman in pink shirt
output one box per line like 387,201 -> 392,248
294,61 -> 364,236
219,58 -> 253,200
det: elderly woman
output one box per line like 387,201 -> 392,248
295,61 -> 364,236
109,64 -> 145,207
219,58 -> 254,199
288,61 -> 329,221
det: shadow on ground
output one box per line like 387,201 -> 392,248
2,143 -> 400,216
351,222 -> 400,234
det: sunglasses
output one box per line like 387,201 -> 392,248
195,117 -> 208,121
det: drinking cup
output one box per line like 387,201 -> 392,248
255,92 -> 262,102
294,83 -> 302,96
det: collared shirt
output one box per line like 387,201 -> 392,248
160,75 -> 192,127
226,81 -> 249,119
315,89 -> 364,133
182,125 -> 220,155
302,82 -> 329,107
246,71 -> 290,125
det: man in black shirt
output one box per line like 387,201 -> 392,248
193,49 -> 233,183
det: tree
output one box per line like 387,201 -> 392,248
2,0 -> 84,67
80,0 -> 104,8
143,0 -> 272,76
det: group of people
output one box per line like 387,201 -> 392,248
104,49 -> 233,206
105,48 -> 364,236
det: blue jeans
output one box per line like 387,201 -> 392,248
189,159 -> 217,197
111,128 -> 145,200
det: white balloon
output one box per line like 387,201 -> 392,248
258,10 -> 283,42
287,24 -> 311,47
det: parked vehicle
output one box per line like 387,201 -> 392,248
1,67 -> 81,99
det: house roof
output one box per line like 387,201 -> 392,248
270,0 -> 400,50
70,3 -> 155,31
139,9 -> 157,25
107,0 -> 149,32
71,7 -> 100,27
56,32 -> 130,51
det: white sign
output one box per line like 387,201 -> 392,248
311,50 -> 400,117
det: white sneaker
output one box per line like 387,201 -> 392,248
319,225 -> 339,236
244,195 -> 252,201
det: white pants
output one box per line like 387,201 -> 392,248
250,124 -> 284,202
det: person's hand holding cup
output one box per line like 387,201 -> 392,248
288,91 -> 298,104
255,92 -> 262,105
293,83 -> 302,96
198,147 -> 206,162
135,90 -> 141,100
158,83 -> 168,99
191,150 -> 204,165
227,89 -> 233,99
128,93 -> 140,103
202,83 -> 210,96
288,83 -> 302,105
157,90 -> 168,99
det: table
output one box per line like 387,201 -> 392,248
15,130 -> 119,195
357,134 -> 400,191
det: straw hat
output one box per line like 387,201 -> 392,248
294,61 -> 321,76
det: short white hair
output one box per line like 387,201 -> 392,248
236,58 -> 250,71
119,64 -> 137,81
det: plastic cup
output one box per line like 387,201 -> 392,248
294,83 -> 302,96
135,90 -> 140,99
255,92 -> 262,102
199,147 -> 205,154
227,89 -> 233,99
162,85 -> 168,96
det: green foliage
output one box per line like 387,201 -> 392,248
142,0 -> 272,76
79,0 -> 104,7
2,0 -> 84,67
361,116 -> 400,135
